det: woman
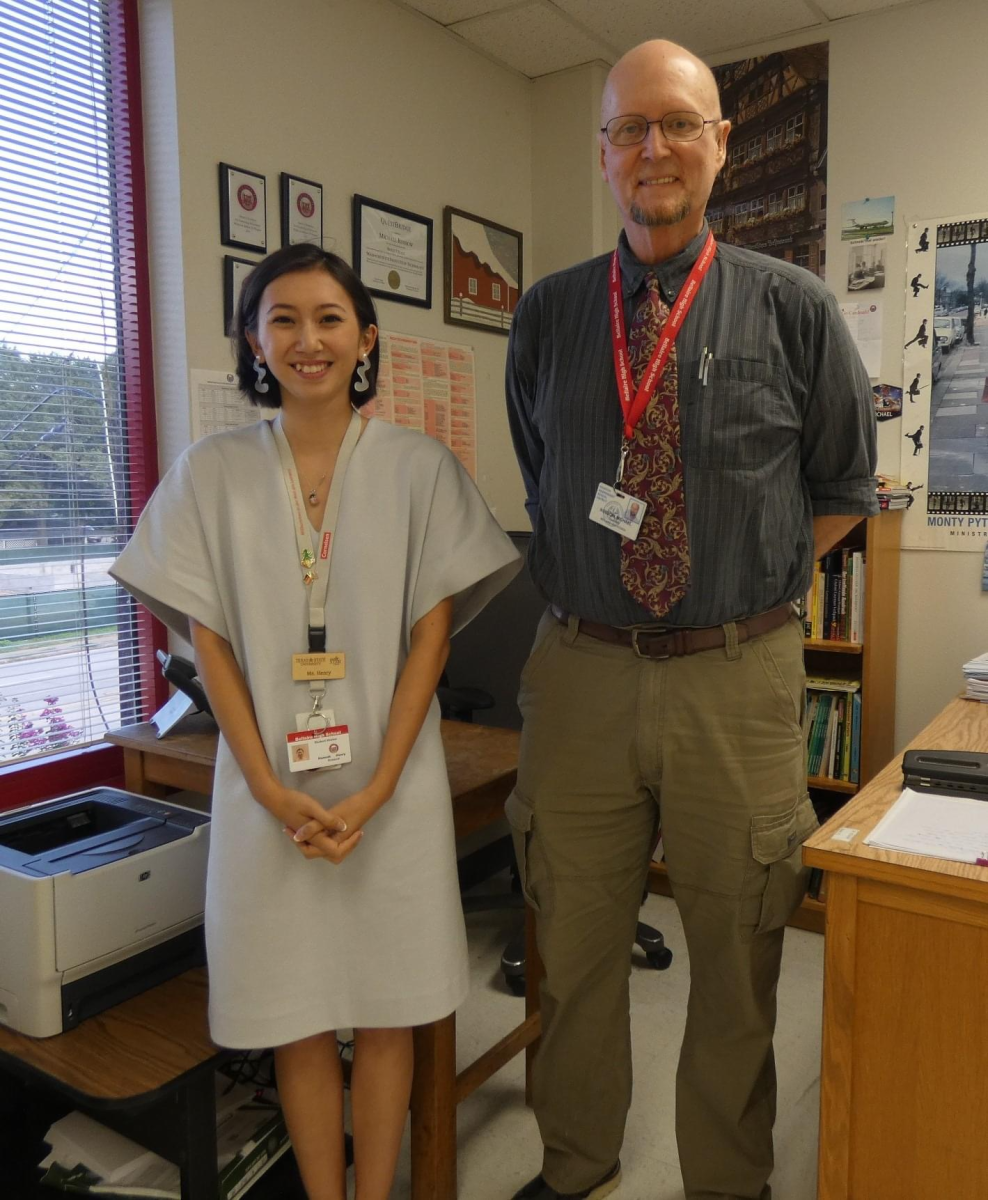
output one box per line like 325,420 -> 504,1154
111,243 -> 520,1199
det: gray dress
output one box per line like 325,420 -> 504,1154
110,417 -> 520,1048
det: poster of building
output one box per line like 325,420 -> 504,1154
900,215 -> 988,550
709,44 -> 828,278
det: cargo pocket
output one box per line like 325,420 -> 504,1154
743,794 -> 818,938
505,788 -> 547,914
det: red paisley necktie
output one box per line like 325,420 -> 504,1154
619,271 -> 691,617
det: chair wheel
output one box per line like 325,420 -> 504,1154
646,948 -> 673,970
506,974 -> 526,997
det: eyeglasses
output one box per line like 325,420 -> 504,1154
601,112 -> 721,146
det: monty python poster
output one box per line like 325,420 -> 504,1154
901,214 -> 988,550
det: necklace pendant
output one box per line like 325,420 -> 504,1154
303,570 -> 316,586
307,490 -> 318,506
301,549 -> 316,570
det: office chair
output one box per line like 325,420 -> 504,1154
441,533 -> 672,995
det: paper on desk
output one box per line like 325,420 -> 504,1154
864,786 -> 988,863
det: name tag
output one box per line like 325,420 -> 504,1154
292,652 -> 346,681
588,483 -> 647,540
286,725 -> 352,772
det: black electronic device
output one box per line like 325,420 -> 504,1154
156,650 -> 212,717
901,749 -> 988,799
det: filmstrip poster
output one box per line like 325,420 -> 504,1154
710,44 -> 827,277
901,215 -> 988,550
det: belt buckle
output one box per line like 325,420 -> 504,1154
631,627 -> 673,660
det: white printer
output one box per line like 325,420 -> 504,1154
0,787 -> 210,1037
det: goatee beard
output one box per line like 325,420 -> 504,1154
631,198 -> 692,227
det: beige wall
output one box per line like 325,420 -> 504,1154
141,0 -> 533,529
145,0 -> 988,750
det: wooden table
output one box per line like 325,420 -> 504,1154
803,696 -> 988,1200
0,970 -> 223,1199
101,715 -> 541,1200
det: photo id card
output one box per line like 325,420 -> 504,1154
286,725 -> 352,772
588,483 -> 648,540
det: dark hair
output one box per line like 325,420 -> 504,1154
232,243 -> 380,408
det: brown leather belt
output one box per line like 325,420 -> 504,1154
550,602 -> 792,660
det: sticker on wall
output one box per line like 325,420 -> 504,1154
873,383 -> 902,421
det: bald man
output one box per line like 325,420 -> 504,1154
505,40 -> 877,1200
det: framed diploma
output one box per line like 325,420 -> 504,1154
223,255 -> 257,334
219,163 -> 267,253
352,194 -> 433,308
281,172 -> 323,246
443,206 -> 522,336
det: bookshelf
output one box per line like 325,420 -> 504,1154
647,510 -> 903,934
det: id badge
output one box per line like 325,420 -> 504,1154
292,652 -> 346,681
588,483 -> 648,540
286,725 -> 352,772
292,709 -> 342,771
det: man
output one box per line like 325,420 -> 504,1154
505,40 -> 877,1200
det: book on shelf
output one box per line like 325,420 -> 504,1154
802,548 -> 865,643
805,679 -> 861,783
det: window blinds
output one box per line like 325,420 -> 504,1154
0,0 -> 156,770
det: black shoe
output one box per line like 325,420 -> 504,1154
511,1161 -> 621,1199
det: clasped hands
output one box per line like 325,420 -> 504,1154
262,784 -> 382,864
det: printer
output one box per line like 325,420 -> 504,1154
0,787 -> 210,1038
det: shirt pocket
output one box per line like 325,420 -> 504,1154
681,357 -> 795,472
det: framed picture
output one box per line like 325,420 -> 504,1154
352,194 -> 432,308
281,172 -> 323,246
223,255 -> 257,335
219,163 -> 267,253
443,206 -> 522,335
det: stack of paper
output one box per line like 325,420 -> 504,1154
39,1079 -> 289,1199
864,786 -> 988,864
962,651 -> 988,702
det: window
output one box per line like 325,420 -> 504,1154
734,201 -> 750,218
749,197 -> 765,218
794,244 -> 811,268
491,282 -> 501,302
785,183 -> 806,211
746,136 -> 762,160
785,113 -> 805,143
767,123 -> 784,151
767,192 -> 782,215
468,277 -> 478,296
0,0 -> 159,794
730,143 -> 746,167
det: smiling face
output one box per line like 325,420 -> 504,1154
600,42 -> 730,258
246,267 -> 377,408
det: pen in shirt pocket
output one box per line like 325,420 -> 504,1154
698,348 -> 714,386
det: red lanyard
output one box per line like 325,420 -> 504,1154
609,230 -> 717,443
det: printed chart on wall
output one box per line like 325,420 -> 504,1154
190,370 -> 276,441
370,332 -> 477,478
901,215 -> 988,550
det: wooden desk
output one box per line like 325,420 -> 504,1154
101,716 -> 541,1200
803,696 -> 988,1200
0,970 -> 223,1199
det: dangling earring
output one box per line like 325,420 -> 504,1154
353,355 -> 371,394
253,354 -> 270,394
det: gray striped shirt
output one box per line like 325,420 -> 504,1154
505,223 -> 878,628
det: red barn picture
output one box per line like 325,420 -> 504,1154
444,206 -> 523,335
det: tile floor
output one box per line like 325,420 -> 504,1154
388,887 -> 824,1200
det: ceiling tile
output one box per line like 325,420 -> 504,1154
554,0 -> 821,57
450,4 -> 611,77
400,0 -> 527,24
811,0 -> 913,17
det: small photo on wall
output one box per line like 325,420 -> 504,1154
443,206 -> 522,336
223,255 -> 257,335
847,239 -> 886,291
219,163 -> 267,253
841,195 -> 894,241
872,382 -> 902,421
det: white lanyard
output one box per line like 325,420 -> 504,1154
272,408 -> 361,660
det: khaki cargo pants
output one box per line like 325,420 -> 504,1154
508,611 -> 817,1200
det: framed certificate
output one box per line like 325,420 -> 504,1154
223,255 -> 257,334
281,172 -> 323,246
352,194 -> 433,308
219,163 -> 267,253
